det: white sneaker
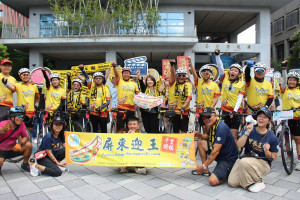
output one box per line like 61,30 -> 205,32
58,166 -> 68,172
30,163 -> 40,177
135,167 -> 147,175
295,160 -> 300,171
248,182 -> 265,193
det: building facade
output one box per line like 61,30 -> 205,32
0,0 -> 291,71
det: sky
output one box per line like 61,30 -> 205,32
237,24 -> 256,44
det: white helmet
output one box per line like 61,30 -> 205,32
200,64 -> 213,73
93,72 -> 104,79
72,78 -> 83,86
229,64 -> 242,73
287,71 -> 300,80
50,73 -> 61,80
176,68 -> 187,74
18,68 -> 30,75
254,62 -> 267,70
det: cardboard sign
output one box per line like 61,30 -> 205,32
134,93 -> 163,109
162,59 -> 171,79
177,56 -> 189,75
30,67 -> 52,85
125,63 -> 148,76
273,110 -> 294,120
124,56 -> 147,64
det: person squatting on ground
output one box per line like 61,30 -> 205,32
0,106 -> 33,175
192,107 -> 237,186
228,109 -> 279,192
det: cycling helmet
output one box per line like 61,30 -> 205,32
50,73 -> 61,80
176,68 -> 187,74
9,106 -> 26,117
72,78 -> 83,86
229,63 -> 242,73
254,62 -> 267,70
18,68 -> 30,75
122,67 -> 131,73
287,71 -> 300,80
200,64 -> 213,73
93,72 -> 104,79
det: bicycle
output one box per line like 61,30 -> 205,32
164,110 -> 177,133
62,110 -> 84,132
110,108 -> 128,133
83,109 -> 93,132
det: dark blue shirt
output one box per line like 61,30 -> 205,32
242,128 -> 279,166
213,120 -> 238,163
39,132 -> 65,153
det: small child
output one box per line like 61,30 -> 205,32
120,116 -> 147,175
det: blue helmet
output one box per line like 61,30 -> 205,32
9,106 -> 26,117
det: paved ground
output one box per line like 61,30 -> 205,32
1,152 -> 300,200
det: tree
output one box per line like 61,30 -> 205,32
287,30 -> 300,70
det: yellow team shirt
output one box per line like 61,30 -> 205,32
274,79 -> 280,100
45,86 -> 66,111
0,74 -> 16,107
195,78 -> 220,112
116,78 -> 139,111
281,87 -> 300,119
168,81 -> 192,115
246,78 -> 274,110
89,83 -> 111,116
220,73 -> 245,112
67,91 -> 86,112
14,82 -> 39,117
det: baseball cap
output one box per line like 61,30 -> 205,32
202,107 -> 216,116
0,59 -> 12,65
52,116 -> 64,124
256,109 -> 272,119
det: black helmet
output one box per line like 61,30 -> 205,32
9,106 -> 26,117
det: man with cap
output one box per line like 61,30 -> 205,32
228,109 -> 279,193
245,62 -> 274,114
0,59 -> 17,121
192,107 -> 237,186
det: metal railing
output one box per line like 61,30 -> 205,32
1,25 -> 197,39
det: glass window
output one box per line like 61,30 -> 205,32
274,17 -> 284,34
286,9 -> 299,29
158,13 -> 184,36
0,10 -> 2,17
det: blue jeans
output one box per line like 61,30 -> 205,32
32,112 -> 43,138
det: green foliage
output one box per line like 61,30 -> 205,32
6,48 -> 29,81
287,30 -> 300,70
0,44 -> 9,61
271,59 -> 282,71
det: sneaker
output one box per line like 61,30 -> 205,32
120,167 -> 128,173
58,166 -> 68,172
21,163 -> 30,172
135,167 -> 147,175
248,182 -> 265,193
295,160 -> 300,171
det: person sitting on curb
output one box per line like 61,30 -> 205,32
228,109 -> 279,193
0,106 -> 32,175
192,107 -> 237,186
120,116 -> 147,175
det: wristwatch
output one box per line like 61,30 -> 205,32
202,163 -> 207,170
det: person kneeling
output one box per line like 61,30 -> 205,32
192,107 -> 237,186
33,117 -> 67,177
120,116 -> 147,175
228,109 -> 279,193
0,106 -> 32,175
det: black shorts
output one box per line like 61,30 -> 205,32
222,111 -> 240,130
0,150 -> 22,159
173,114 -> 189,133
213,159 -> 235,181
288,120 -> 300,137
116,110 -> 135,130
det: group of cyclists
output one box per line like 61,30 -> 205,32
0,48 -> 299,191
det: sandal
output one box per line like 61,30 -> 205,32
191,170 -> 211,176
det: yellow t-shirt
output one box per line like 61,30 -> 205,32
89,83 -> 111,116
246,78 -> 274,110
67,91 -> 86,112
220,73 -> 245,112
274,79 -> 280,100
168,81 -> 192,115
45,86 -> 66,111
0,74 -> 16,107
281,87 -> 300,119
14,82 -> 39,117
116,78 -> 139,111
195,78 -> 220,112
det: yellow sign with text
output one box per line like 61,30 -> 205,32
65,132 -> 196,168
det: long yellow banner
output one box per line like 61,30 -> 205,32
65,132 -> 196,168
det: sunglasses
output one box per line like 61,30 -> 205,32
177,74 -> 186,78
21,73 -> 30,77
201,72 -> 211,76
16,115 -> 25,118
202,115 -> 212,120
255,68 -> 265,73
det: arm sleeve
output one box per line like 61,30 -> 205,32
215,55 -> 225,77
139,79 -> 146,93
67,75 -> 71,90
245,66 -> 251,83
100,100 -> 110,109
281,69 -> 287,90
42,70 -> 50,89
233,94 -> 244,112
56,98 -> 66,111
265,98 -> 274,107
81,69 -> 91,83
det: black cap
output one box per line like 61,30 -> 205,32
202,107 -> 216,116
256,109 -> 272,119
52,116 -> 64,124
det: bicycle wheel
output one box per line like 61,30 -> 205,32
280,127 -> 294,175
84,120 -> 93,132
110,120 -> 117,133
73,121 -> 84,132
167,122 -> 173,133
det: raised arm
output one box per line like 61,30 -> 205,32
112,62 -> 119,82
169,59 -> 176,85
1,78 -> 16,92
189,57 -> 198,82
281,60 -> 288,90
215,49 -> 224,77
245,61 -> 254,84
42,68 -> 50,89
